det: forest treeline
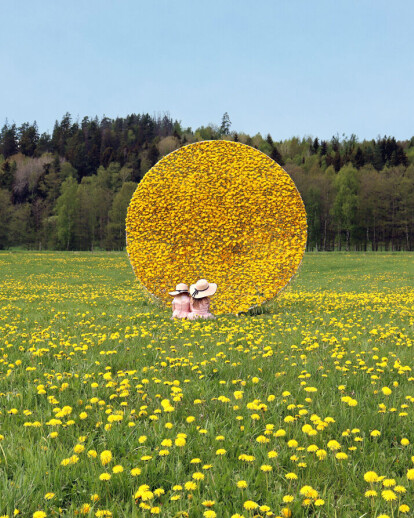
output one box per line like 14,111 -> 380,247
1,112 -> 414,251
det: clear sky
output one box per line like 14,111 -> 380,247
1,0 -> 413,141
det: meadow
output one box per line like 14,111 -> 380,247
0,251 -> 413,518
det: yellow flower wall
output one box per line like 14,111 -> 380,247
126,140 -> 307,314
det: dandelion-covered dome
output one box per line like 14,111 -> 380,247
126,140 -> 307,314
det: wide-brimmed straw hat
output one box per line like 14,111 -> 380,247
189,279 -> 217,299
169,283 -> 189,296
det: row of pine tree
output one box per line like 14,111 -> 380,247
1,112 -> 414,251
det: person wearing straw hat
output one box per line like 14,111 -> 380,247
187,279 -> 217,320
169,283 -> 191,319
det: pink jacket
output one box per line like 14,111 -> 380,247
187,297 -> 215,320
172,294 -> 191,319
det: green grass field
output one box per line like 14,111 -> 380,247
0,252 -> 413,518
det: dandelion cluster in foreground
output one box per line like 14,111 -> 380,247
126,140 -> 307,314
0,252 -> 413,517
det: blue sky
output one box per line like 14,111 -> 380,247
1,0 -> 413,140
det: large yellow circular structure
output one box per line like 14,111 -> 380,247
126,140 -> 307,315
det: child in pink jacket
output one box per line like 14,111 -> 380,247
187,279 -> 217,320
169,283 -> 191,319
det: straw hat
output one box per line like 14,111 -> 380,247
169,283 -> 189,296
189,279 -> 217,299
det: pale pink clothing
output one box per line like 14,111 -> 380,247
187,296 -> 215,320
171,294 -> 191,319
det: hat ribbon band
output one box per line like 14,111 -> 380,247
192,286 -> 209,297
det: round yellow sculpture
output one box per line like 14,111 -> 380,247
126,140 -> 307,315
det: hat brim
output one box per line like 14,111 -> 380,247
189,283 -> 217,299
169,290 -> 189,296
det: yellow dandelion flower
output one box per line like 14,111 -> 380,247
202,501 -> 216,507
394,485 -> 406,493
336,452 -> 348,460
364,471 -> 379,483
316,449 -> 327,460
243,501 -> 258,510
381,490 -> 397,501
285,472 -> 298,480
327,440 -> 341,451
100,450 -> 112,466
260,464 -> 273,472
